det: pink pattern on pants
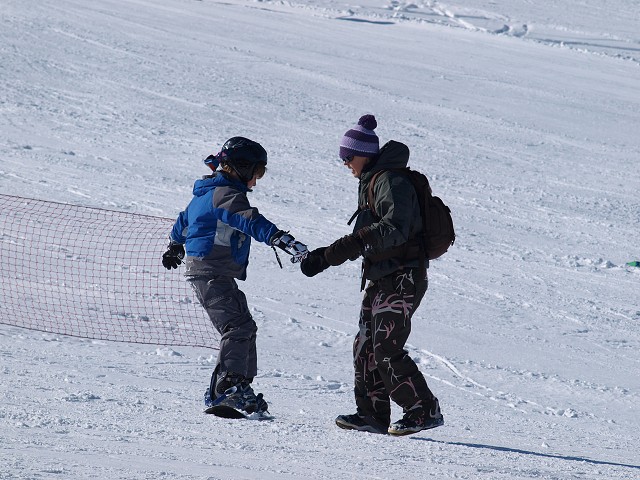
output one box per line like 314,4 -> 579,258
352,268 -> 437,424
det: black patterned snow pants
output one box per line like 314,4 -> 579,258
353,267 -> 438,426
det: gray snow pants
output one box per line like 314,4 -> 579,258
188,276 -> 258,380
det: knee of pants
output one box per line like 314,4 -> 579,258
373,346 -> 406,369
222,317 -> 257,340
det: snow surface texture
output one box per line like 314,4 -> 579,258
1,0 -> 639,478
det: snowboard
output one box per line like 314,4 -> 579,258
204,404 -> 274,421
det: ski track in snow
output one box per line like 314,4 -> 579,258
1,0 -> 639,478
257,0 -> 640,64
252,283 -> 638,425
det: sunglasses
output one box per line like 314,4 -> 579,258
342,155 -> 354,164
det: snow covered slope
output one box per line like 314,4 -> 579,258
1,0 -> 639,478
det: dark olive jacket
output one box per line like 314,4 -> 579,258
351,140 -> 425,281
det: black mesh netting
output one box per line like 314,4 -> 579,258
0,194 -> 217,348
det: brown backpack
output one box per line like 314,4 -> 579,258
367,168 -> 455,262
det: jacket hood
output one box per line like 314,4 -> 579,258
363,140 -> 409,175
192,172 -> 248,197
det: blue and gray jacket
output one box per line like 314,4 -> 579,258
170,172 -> 280,280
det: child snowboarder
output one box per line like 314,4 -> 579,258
162,136 -> 308,415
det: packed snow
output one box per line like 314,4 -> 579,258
1,0 -> 639,478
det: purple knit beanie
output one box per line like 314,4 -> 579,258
339,114 -> 380,159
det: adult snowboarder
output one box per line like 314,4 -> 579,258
300,115 -> 444,435
162,137 -> 308,416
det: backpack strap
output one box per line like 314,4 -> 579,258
366,170 -> 386,217
346,207 -> 362,226
347,169 -> 390,226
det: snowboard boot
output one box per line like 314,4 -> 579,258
214,373 -> 258,413
335,413 -> 389,434
388,400 -> 444,436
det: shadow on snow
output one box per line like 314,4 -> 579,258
413,438 -> 640,471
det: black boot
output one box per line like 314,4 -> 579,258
214,372 -> 258,413
335,413 -> 389,434
388,400 -> 444,436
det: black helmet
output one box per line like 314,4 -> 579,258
217,137 -> 267,182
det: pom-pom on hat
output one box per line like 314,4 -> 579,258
339,114 -> 380,160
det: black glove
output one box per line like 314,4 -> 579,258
162,242 -> 185,270
300,247 -> 330,277
324,234 -> 364,266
